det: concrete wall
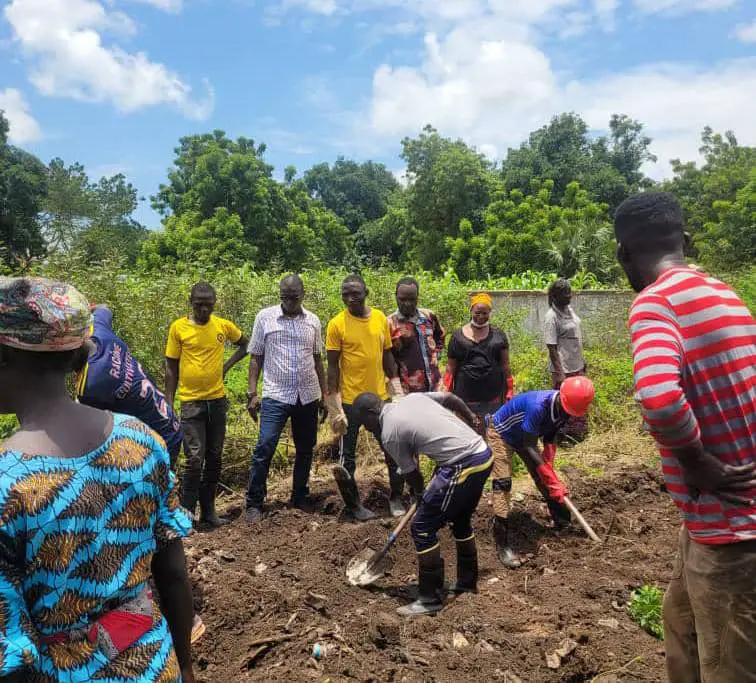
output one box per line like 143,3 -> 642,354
472,290 -> 636,346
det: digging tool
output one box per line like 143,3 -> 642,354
346,501 -> 418,586
563,495 -> 601,543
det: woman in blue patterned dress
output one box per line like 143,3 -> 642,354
0,277 -> 196,682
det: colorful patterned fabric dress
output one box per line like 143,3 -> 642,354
0,413 -> 192,682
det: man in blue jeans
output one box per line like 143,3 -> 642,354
245,275 -> 327,523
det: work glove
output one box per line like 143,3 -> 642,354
388,377 -> 405,400
542,442 -> 557,466
536,463 -> 568,504
505,376 -> 514,402
324,392 -> 348,437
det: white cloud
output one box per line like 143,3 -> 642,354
632,0 -> 738,14
0,87 -> 41,143
593,0 -> 618,29
735,19 -> 756,43
360,14 -> 756,177
3,0 -> 213,119
128,0 -> 183,12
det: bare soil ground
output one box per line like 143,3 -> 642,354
187,439 -> 677,683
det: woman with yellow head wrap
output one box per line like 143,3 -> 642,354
440,289 -> 517,568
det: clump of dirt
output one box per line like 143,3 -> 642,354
187,465 -> 676,682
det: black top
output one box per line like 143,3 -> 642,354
448,327 -> 509,405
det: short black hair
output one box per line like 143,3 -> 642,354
353,392 -> 383,416
547,278 -> 572,307
190,281 -> 216,299
342,273 -> 366,288
396,277 -> 419,294
614,192 -> 685,251
280,274 -> 304,290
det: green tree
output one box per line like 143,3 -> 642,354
446,180 -> 618,281
695,167 -> 756,272
401,125 -> 493,270
140,208 -> 256,270
40,159 -> 94,252
0,113 -> 47,269
664,128 -> 756,243
355,205 -> 410,267
501,113 -> 655,209
152,130 -> 290,264
303,157 -> 400,233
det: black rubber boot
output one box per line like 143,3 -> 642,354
198,484 -> 229,528
492,516 -> 521,569
397,548 -> 445,617
547,500 -> 572,529
447,537 -> 479,594
180,486 -> 199,521
387,462 -> 406,518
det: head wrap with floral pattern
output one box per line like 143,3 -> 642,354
0,277 -> 92,352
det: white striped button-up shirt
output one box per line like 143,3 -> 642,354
248,305 -> 324,405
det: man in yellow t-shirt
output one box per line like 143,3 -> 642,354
165,282 -> 248,526
325,273 -> 405,521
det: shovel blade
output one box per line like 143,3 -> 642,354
346,547 -> 394,586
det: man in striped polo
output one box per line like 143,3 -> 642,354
614,192 -> 756,683
245,274 -> 327,522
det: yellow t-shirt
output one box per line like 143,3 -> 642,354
165,315 -> 243,402
326,308 -> 392,404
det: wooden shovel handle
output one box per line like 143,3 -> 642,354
382,502 -> 418,549
563,496 -> 601,543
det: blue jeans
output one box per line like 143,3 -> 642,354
245,397 -> 319,510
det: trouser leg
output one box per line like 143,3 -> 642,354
180,401 -> 207,515
683,530 -> 756,682
245,398 -> 291,511
339,403 -> 361,479
664,527 -> 701,683
290,399 -> 318,503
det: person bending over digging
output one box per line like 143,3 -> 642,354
487,377 -> 595,568
352,391 -> 493,617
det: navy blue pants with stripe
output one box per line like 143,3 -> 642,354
411,448 -> 494,553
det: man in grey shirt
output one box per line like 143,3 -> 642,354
352,391 -> 493,617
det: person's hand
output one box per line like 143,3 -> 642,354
554,371 -> 566,387
247,393 -> 260,422
681,448 -> 756,506
536,463 -> 568,504
388,377 -> 405,401
324,392 -> 348,436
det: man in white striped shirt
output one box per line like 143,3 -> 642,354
245,275 -> 327,522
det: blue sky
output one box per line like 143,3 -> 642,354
1,0 -> 755,227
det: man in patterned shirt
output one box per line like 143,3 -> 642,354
388,277 -> 445,394
614,192 -> 756,682
244,275 -> 327,523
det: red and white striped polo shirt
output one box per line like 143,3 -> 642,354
630,267 -> 756,545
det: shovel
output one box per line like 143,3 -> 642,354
346,501 -> 418,586
563,495 -> 601,543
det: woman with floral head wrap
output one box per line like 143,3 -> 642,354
0,277 -> 196,682
440,292 -> 516,567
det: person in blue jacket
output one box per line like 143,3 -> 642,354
74,305 -> 183,467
